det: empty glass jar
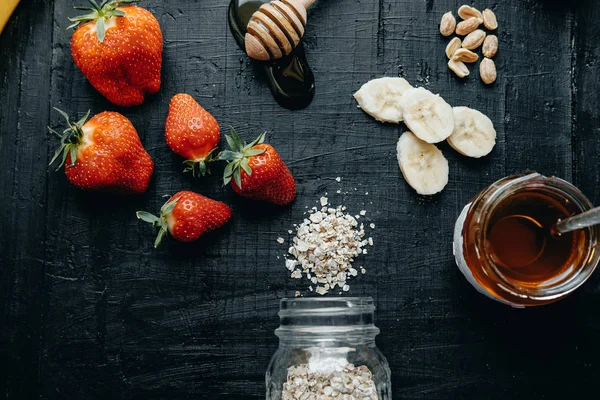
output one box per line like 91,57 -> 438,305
266,297 -> 391,399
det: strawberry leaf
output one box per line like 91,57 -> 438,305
154,227 -> 167,248
68,0 -> 139,40
245,149 -> 265,157
68,146 -> 78,168
225,134 -> 237,151
233,168 -> 242,189
198,161 -> 207,176
76,110 -> 91,128
54,107 -> 72,125
217,150 -> 239,161
240,158 -> 252,176
229,127 -> 243,150
221,129 -> 269,191
49,145 -> 66,170
137,206 -> 170,249
246,132 -> 265,149
96,16 -> 106,43
223,161 -> 234,177
48,109 -> 86,170
48,127 -> 62,139
136,211 -> 159,224
161,197 -> 179,216
181,148 -> 217,178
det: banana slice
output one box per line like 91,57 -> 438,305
447,106 -> 496,158
397,131 -> 449,195
401,87 -> 455,143
353,77 -> 413,123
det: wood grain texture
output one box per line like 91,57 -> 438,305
0,0 -> 54,397
1,0 -> 600,399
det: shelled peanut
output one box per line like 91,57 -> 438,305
440,5 -> 498,84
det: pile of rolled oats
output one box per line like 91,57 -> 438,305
282,363 -> 379,400
283,197 -> 373,295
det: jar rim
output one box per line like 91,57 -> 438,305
276,297 -> 380,340
278,297 -> 376,317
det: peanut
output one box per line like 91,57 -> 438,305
482,35 -> 498,58
480,58 -> 497,84
483,9 -> 498,30
448,59 -> 470,78
453,48 -> 479,63
458,5 -> 483,21
462,29 -> 486,50
455,17 -> 481,36
440,12 -> 456,37
446,37 -> 462,59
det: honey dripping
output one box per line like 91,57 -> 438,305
484,192 -> 584,286
228,0 -> 315,110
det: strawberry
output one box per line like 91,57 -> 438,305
165,94 -> 220,177
219,128 -> 296,206
136,191 -> 232,247
69,0 -> 163,107
49,108 -> 154,194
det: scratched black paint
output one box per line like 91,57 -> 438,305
1,0 -> 600,399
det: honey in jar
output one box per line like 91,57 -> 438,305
454,173 -> 600,307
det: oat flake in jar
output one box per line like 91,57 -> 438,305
454,173 -> 600,307
266,297 -> 391,399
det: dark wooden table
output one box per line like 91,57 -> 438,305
2,0 -> 600,398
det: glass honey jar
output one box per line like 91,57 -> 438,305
454,173 -> 600,307
266,297 -> 391,399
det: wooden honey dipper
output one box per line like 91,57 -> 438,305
245,0 -> 317,61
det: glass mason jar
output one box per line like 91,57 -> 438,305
454,173 -> 600,307
266,297 -> 392,399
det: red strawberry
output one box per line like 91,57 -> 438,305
49,108 -> 154,194
69,0 -> 163,107
136,191 -> 232,247
219,128 -> 296,206
165,94 -> 220,176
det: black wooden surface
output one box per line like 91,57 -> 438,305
1,0 -> 600,398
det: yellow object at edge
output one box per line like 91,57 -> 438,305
0,0 -> 20,35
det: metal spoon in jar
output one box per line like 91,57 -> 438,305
553,206 -> 600,235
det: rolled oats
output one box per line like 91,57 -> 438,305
284,198 -> 372,295
282,363 -> 379,400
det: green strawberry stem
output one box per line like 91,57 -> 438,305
183,148 -> 218,177
136,197 -> 179,248
218,127 -> 266,189
68,0 -> 139,43
48,108 -> 90,170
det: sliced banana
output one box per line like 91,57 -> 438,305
353,77 -> 413,123
397,131 -> 449,195
447,106 -> 496,158
401,87 -> 455,144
